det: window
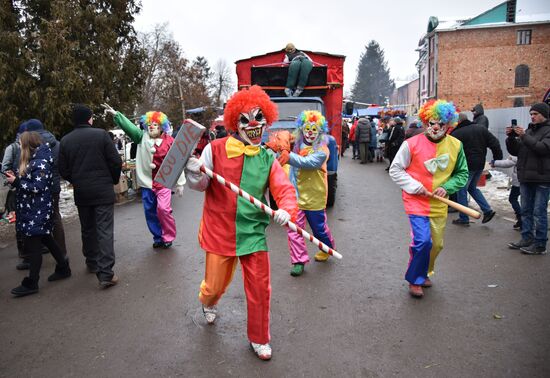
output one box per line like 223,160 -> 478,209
517,30 -> 531,45
515,65 -> 530,87
422,75 -> 426,90
513,97 -> 524,107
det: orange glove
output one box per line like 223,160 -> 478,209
267,131 -> 291,153
277,150 -> 290,166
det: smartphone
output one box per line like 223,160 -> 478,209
511,119 -> 517,126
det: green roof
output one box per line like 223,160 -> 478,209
462,1 -> 508,26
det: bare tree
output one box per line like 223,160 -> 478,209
212,59 -> 234,107
137,24 -> 215,125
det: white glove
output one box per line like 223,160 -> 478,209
273,209 -> 291,226
175,185 -> 184,197
101,103 -> 116,117
185,157 -> 202,174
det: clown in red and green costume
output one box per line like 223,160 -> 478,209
389,99 -> 468,298
185,85 -> 297,360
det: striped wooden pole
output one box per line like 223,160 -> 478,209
200,165 -> 343,260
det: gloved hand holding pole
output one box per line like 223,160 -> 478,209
199,164 -> 343,260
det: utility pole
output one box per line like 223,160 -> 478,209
177,76 -> 186,122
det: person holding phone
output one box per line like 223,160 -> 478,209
507,103 -> 550,255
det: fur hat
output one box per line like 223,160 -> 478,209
530,102 -> 549,119
72,104 -> 93,125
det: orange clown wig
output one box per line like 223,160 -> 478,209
223,85 -> 278,132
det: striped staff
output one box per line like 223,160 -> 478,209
199,165 -> 343,260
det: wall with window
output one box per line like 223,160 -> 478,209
435,23 -> 550,110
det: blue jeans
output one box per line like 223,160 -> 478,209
520,183 -> 550,246
457,170 -> 492,222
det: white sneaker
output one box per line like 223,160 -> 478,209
293,87 -> 303,97
250,342 -> 272,360
202,305 -> 217,324
284,88 -> 293,97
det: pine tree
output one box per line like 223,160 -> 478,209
351,40 -> 395,105
0,0 -> 34,149
0,0 -> 145,144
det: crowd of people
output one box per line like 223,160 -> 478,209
1,87 -> 549,360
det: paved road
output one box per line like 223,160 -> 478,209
1,156 -> 549,377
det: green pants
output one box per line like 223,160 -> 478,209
286,57 -> 313,89
359,143 -> 371,163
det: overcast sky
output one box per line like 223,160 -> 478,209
133,0 -> 520,93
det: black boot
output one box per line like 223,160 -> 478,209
16,259 -> 30,271
47,259 -> 72,282
513,214 -> 522,230
11,277 -> 39,297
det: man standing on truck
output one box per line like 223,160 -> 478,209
283,43 -> 313,98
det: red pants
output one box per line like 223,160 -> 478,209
199,251 -> 271,344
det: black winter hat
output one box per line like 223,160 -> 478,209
530,102 -> 549,119
24,118 -> 44,131
72,104 -> 93,125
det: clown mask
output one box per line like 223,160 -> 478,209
303,122 -> 320,145
425,119 -> 448,141
148,122 -> 161,138
238,107 -> 266,146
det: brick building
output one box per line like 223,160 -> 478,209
390,78 -> 420,117
417,0 -> 550,110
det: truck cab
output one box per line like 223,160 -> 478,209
235,49 -> 345,206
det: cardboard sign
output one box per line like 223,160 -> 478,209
154,119 -> 205,188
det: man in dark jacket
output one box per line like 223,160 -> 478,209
24,119 -> 68,259
507,103 -> 550,255
472,103 -> 489,129
59,104 -> 122,287
355,117 -> 371,164
386,117 -> 405,170
451,113 -> 502,225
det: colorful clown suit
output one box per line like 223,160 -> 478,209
112,111 -> 185,247
185,86 -> 297,355
389,100 -> 468,292
286,110 -> 335,270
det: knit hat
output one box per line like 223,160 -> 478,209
530,102 -> 549,119
24,119 -> 44,131
72,104 -> 93,125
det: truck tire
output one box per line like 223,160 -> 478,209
326,173 -> 337,207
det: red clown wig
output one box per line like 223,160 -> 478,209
223,85 -> 278,132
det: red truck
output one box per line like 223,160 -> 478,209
235,49 -> 345,206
